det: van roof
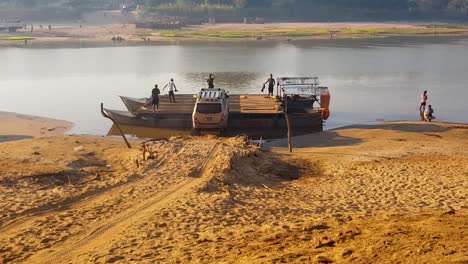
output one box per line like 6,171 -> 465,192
197,88 -> 227,103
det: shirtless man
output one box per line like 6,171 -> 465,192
420,90 -> 428,113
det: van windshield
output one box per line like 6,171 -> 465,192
196,103 -> 222,114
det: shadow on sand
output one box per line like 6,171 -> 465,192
265,131 -> 362,149
0,135 -> 33,143
334,123 -> 450,133
265,122 -> 451,149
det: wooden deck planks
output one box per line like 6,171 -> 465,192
138,94 -> 283,115
238,95 -> 282,114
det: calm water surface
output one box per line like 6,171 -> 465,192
1,37 -> 467,135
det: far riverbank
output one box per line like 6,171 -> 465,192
1,22 -> 468,48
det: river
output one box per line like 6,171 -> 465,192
1,37 -> 467,135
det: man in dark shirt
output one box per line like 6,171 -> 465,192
207,73 -> 215,89
263,74 -> 276,97
150,84 -> 160,112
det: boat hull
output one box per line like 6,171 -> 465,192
104,108 -> 322,139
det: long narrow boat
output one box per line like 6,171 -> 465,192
120,96 -> 147,114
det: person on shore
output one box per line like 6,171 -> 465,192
263,74 -> 276,97
420,90 -> 428,113
48,25 -> 51,30
424,105 -> 435,122
163,78 -> 178,103
207,73 -> 215,89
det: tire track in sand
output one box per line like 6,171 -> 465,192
27,143 -> 220,264
0,144 -> 182,235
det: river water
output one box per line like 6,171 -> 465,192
1,37 -> 467,135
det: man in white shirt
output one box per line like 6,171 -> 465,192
163,78 -> 178,103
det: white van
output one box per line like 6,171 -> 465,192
192,88 -> 229,129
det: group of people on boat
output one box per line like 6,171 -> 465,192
420,90 -> 435,122
143,78 -> 178,112
143,73 -> 279,113
143,74 -> 217,112
142,74 -> 437,125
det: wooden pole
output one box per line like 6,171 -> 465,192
101,103 -> 132,149
284,97 -> 292,153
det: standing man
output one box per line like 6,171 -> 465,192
163,78 -> 178,103
142,84 -> 160,112
420,90 -> 428,113
263,74 -> 276,97
151,84 -> 161,112
207,73 -> 215,89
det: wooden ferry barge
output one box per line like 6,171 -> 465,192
102,77 -> 330,139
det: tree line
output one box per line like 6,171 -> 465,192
1,0 -> 467,15
143,0 -> 468,14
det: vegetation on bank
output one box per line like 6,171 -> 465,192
0,36 -> 34,41
157,26 -> 468,40
2,0 -> 468,21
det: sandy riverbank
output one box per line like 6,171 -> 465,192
1,22 -> 468,48
0,116 -> 466,263
0,112 -> 73,143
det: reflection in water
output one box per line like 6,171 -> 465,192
183,72 -> 263,92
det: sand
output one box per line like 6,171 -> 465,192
0,120 -> 467,263
0,112 -> 73,143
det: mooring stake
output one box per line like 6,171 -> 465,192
284,97 -> 292,153
101,103 -> 132,149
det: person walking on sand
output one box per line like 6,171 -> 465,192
163,78 -> 178,103
262,74 -> 276,97
420,90 -> 428,113
206,73 -> 215,89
